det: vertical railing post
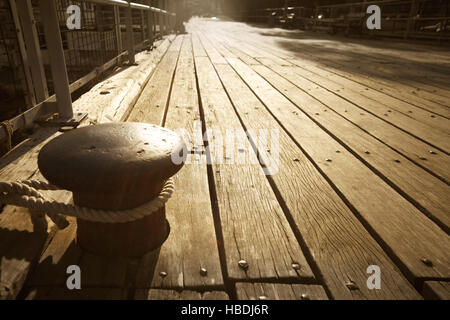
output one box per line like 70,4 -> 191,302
153,11 -> 156,37
405,0 -> 419,39
8,0 -> 36,107
147,1 -> 154,46
140,9 -> 145,43
175,0 -> 185,33
16,0 -> 48,103
165,0 -> 170,33
170,0 -> 176,33
161,0 -> 166,35
114,6 -> 123,59
38,0 -> 73,119
95,5 -> 107,63
125,1 -> 135,64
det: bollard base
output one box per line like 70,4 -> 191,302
76,207 -> 170,258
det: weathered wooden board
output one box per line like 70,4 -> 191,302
223,36 -> 291,67
250,64 -> 450,231
289,58 -> 450,118
134,36 -> 223,290
235,283 -> 328,300
208,33 -> 260,66
225,57 -> 450,283
204,31 -> 450,182
289,65 -> 450,154
422,281 -> 450,300
293,49 -> 450,108
195,32 -> 228,65
255,62 -> 450,184
194,55 -> 314,282
0,37 -> 175,299
135,154 -> 224,289
289,38 -> 450,100
190,33 -> 207,57
203,34 -> 240,60
206,20 -> 450,108
135,289 -> 229,300
164,35 -> 203,152
218,26 -> 450,131
289,63 -> 449,132
127,36 -> 183,126
213,63 -> 421,299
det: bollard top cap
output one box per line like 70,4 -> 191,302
38,122 -> 186,195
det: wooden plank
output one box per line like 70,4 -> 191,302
235,283 -> 328,300
135,289 -> 229,300
253,63 -> 450,184
210,21 -> 450,108
211,30 -> 450,134
135,154 -> 223,289
225,57 -> 450,283
39,0 -> 73,118
213,63 -> 421,299
0,39 -> 174,299
211,33 -> 290,67
194,55 -> 314,282
25,217 -> 82,286
208,33 -> 260,66
289,65 -> 450,154
291,44 -> 450,107
134,36 -> 223,289
164,36 -> 203,152
204,32 -> 450,227
289,58 -> 450,118
200,27 -> 450,183
250,64 -> 450,231
77,253 -> 134,288
191,33 -> 207,57
195,32 -> 228,65
289,63 -> 450,131
127,36 -> 183,126
422,281 -> 450,300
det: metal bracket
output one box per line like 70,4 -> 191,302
35,106 -> 88,128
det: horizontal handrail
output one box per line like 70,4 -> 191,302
83,0 -> 174,15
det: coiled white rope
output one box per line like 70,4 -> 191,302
0,179 -> 174,228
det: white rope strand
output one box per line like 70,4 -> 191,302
0,179 -> 174,226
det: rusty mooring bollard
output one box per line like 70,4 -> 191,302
38,123 -> 186,257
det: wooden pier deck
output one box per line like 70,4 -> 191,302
0,18 -> 449,300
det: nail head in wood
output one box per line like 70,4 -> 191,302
238,260 -> 249,270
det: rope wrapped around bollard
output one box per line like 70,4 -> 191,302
0,178 -> 175,228
2,123 -> 186,257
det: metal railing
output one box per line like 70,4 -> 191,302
235,0 -> 449,40
0,0 -> 177,147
